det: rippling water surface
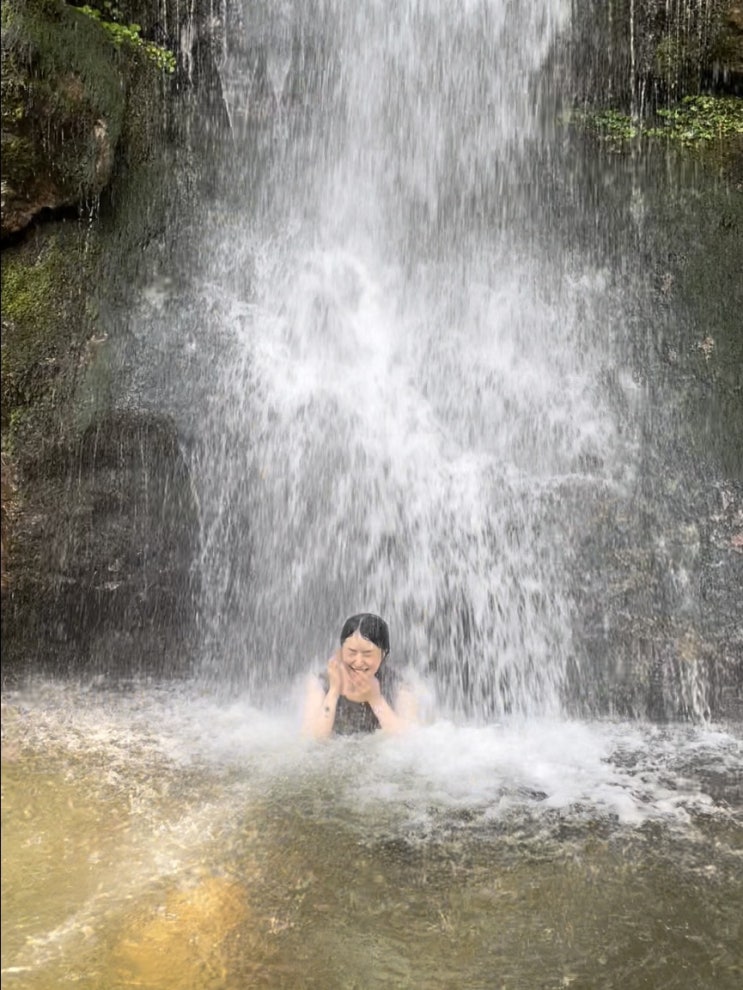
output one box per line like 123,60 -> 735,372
3,681 -> 741,989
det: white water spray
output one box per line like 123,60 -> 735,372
194,0 -> 635,719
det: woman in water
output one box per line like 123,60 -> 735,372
302,612 -> 418,739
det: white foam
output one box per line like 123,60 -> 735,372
5,681 -> 740,831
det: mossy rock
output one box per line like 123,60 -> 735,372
0,223 -> 102,458
1,0 -> 128,237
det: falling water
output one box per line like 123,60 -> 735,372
189,0 -> 645,719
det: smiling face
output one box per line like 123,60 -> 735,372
340,632 -> 384,675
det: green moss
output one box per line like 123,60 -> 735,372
0,229 -> 99,440
2,0 -> 126,140
1,0 -> 177,218
652,31 -> 709,94
654,35 -> 686,83
3,245 -> 61,326
0,132 -> 39,185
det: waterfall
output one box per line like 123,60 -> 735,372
189,0 -> 644,719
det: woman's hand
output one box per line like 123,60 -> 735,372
342,666 -> 383,705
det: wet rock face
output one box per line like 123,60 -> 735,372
1,0 -> 127,240
1,0 -> 233,241
568,0 -> 743,106
715,3 -> 743,91
571,479 -> 743,721
1,412 -> 200,680
0,1 -> 207,679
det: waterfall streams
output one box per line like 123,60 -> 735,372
192,0 -> 641,717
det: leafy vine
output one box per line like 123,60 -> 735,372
75,3 -> 176,74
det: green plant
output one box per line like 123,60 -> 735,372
564,108 -> 639,150
646,96 -> 743,145
590,109 -> 639,141
75,3 -> 176,74
567,96 -> 743,153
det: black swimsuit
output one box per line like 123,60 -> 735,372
319,665 -> 401,735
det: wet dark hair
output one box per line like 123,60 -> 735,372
340,612 -> 390,657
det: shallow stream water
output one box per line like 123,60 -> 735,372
2,680 -> 741,989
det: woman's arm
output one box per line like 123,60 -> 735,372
301,676 -> 340,739
301,654 -> 344,739
364,682 -> 419,735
